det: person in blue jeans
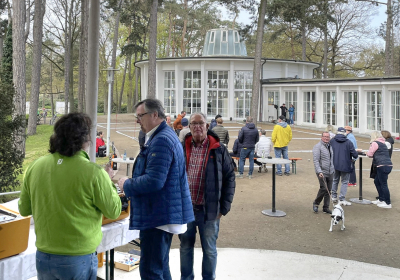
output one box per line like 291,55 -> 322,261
288,104 -> 295,125
272,115 -> 293,175
237,116 -> 259,179
119,99 -> 194,280
180,112 -> 236,280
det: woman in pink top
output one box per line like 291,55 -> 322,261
366,131 -> 393,209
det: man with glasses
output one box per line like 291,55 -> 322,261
118,98 -> 194,280
180,112 -> 235,280
312,132 -> 334,214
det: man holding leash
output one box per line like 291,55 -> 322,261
312,132 -> 335,214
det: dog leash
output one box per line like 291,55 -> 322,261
322,176 -> 336,204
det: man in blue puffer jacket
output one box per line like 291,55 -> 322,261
330,127 -> 358,206
180,112 -> 235,280
237,116 -> 259,179
119,98 -> 194,280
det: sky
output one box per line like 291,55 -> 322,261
222,3 -> 388,45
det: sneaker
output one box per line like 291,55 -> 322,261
332,196 -> 338,203
323,208 -> 332,214
313,204 -> 318,213
284,172 -> 290,176
264,166 -> 268,172
377,202 -> 392,209
276,172 -> 282,176
372,199 -> 382,205
236,173 -> 243,179
248,175 -> 252,179
258,166 -> 262,173
348,183 -> 354,187
340,200 -> 352,206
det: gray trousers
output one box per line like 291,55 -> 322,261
332,170 -> 351,200
313,173 -> 333,210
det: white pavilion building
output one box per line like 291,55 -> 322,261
135,28 -> 400,136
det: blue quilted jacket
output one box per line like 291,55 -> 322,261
123,121 -> 194,230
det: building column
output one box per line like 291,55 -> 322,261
174,62 -> 180,116
201,61 -> 206,116
336,85 -> 344,127
382,84 -> 390,131
358,85 -> 367,134
315,86 -> 323,128
297,86 -> 303,125
229,61 -> 235,120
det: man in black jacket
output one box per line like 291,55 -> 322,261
180,112 -> 236,280
237,116 -> 259,179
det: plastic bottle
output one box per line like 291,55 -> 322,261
123,150 -> 127,161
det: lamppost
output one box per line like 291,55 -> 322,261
356,0 -> 392,76
104,67 -> 119,157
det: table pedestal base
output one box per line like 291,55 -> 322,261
262,209 -> 286,217
349,198 -> 372,205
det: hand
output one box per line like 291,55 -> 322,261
217,213 -> 223,219
318,173 -> 324,178
117,177 -> 129,192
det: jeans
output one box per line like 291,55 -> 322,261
140,228 -> 173,280
179,208 -> 220,280
349,161 -> 357,184
289,113 -> 294,125
374,166 -> 392,204
331,170 -> 350,200
314,173 -> 333,210
274,146 -> 290,174
239,148 -> 255,175
36,251 -> 97,280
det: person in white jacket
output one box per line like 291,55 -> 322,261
255,130 -> 273,172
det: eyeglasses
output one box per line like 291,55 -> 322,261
190,122 -> 206,127
135,112 -> 150,120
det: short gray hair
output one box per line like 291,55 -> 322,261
134,98 -> 166,119
260,129 -> 266,135
190,112 -> 207,123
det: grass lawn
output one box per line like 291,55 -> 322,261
1,125 -> 110,202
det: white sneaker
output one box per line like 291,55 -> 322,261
339,200 -> 352,206
372,199 -> 382,205
377,202 -> 392,209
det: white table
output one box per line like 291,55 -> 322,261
0,218 -> 139,280
257,158 -> 292,217
112,158 -> 135,177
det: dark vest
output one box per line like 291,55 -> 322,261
372,141 -> 392,166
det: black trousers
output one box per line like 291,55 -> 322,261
313,173 -> 333,210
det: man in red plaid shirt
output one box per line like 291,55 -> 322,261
180,112 -> 236,280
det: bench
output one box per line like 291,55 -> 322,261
289,158 -> 302,174
231,156 -> 268,173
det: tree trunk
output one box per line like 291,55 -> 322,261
108,0 -> 123,114
78,0 -> 89,112
27,0 -> 45,135
180,0 -> 188,56
134,51 -> 139,104
384,0 -> 392,76
12,0 -> 27,155
166,10 -> 173,57
323,24 -> 328,79
147,0 -> 158,98
63,1 -> 70,114
301,24 -> 306,61
251,0 -> 267,127
127,53 -> 133,112
118,57 -> 128,113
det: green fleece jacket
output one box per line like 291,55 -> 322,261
19,151 -> 121,256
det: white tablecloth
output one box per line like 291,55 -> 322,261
0,218 -> 139,280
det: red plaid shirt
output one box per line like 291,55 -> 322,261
187,137 -> 209,205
